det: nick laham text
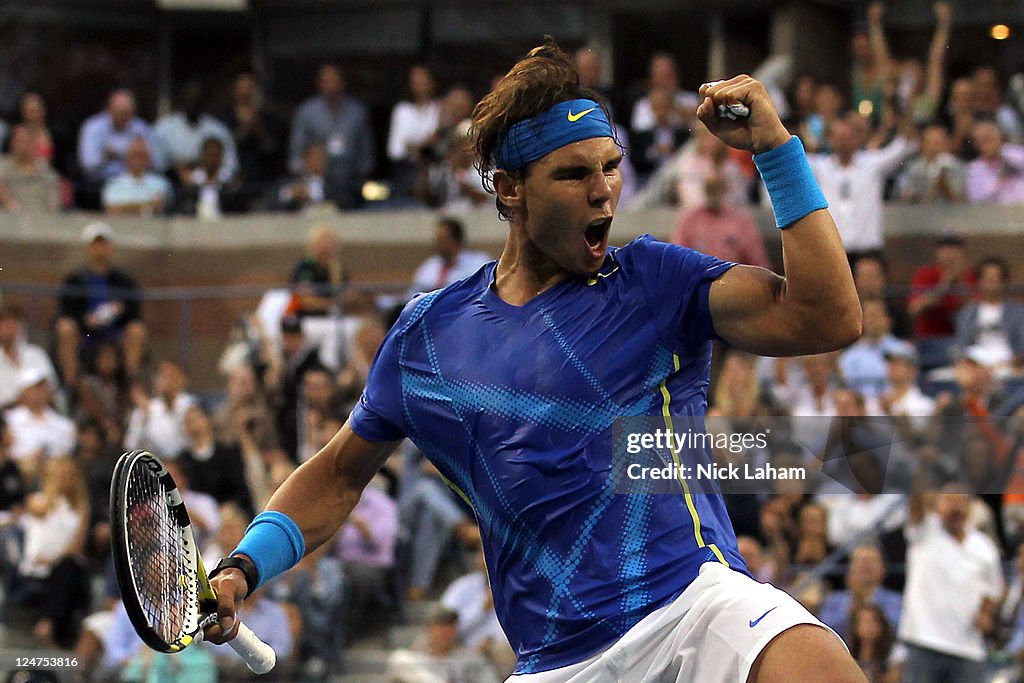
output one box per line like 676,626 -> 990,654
626,463 -> 806,481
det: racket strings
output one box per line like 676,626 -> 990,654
124,464 -> 194,645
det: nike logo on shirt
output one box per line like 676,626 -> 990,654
749,607 -> 778,628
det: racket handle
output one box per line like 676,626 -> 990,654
229,621 -> 277,674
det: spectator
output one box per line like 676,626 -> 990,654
271,315 -> 322,460
878,344 -> 935,428
574,46 -> 617,113
897,123 -> 965,203
900,488 -> 1004,681
0,123 -> 60,212
18,92 -> 54,162
101,136 -> 171,216
178,404 -> 253,516
850,2 -> 891,124
212,363 -> 276,450
399,458 -> 477,601
807,114 -> 916,258
908,233 -> 976,371
287,224 -> 345,319
409,217 -> 490,296
73,339 -> 130,446
954,257 -> 1024,376
275,142 -> 330,212
422,120 -> 491,211
55,222 -> 148,383
710,350 -> 760,417
387,606 -> 499,683
336,316 -> 386,404
801,83 -> 845,153
154,81 -> 238,185
670,174 -> 769,268
3,367 -> 75,479
11,456 -> 91,648
839,299 -> 906,399
0,303 -> 58,410
294,367 -> 345,463
122,645 -> 217,683
335,473 -> 398,634
631,86 -> 689,180
224,72 -> 283,187
288,63 -> 375,209
0,416 -> 26,513
440,535 -> 513,676
269,541 -> 345,678
205,502 -> 293,678
966,118 -> 1024,204
791,502 -> 834,570
387,65 -> 442,197
162,459 -> 220,550
676,124 -> 749,209
77,89 -> 162,184
124,360 -> 197,458
853,254 -> 912,339
629,52 -> 698,134
848,604 -> 898,683
945,76 -> 977,157
75,418 -> 117,562
893,2 -> 953,126
772,354 -> 843,418
176,137 -> 247,217
973,66 -> 1024,143
818,543 -> 903,641
736,535 -> 779,584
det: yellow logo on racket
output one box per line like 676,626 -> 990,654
567,107 -> 596,122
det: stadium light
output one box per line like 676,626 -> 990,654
991,24 -> 1011,40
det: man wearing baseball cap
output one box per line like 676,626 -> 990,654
54,222 -> 147,384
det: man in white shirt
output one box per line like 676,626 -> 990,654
124,360 -> 196,458
899,487 -> 1003,681
3,367 -> 74,474
154,82 -> 238,184
879,343 -> 935,428
808,114 -> 916,257
409,217 -> 490,297
954,257 -> 1024,377
0,304 -> 58,410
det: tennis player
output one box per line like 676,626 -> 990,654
208,43 -> 866,682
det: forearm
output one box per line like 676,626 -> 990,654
260,423 -> 395,556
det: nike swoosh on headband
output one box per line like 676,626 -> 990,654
567,107 -> 596,122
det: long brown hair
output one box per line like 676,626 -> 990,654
470,38 -> 612,220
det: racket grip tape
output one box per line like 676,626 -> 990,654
228,622 -> 277,674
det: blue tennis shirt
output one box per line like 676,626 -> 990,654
349,235 -> 749,674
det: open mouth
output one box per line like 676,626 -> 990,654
585,217 -> 612,250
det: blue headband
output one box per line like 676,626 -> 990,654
494,98 -> 614,171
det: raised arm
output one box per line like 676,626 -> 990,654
696,76 -> 861,356
923,2 -> 953,106
867,2 -> 892,84
206,422 -> 398,642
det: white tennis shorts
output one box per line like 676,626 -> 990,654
508,562 -> 840,683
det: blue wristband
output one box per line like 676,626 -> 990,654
232,511 -> 305,592
754,136 -> 828,229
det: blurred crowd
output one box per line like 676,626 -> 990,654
2,1 -> 1024,682
0,3 -> 1022,221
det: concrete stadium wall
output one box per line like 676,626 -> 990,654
1,206 -> 1022,390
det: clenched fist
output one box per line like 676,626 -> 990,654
696,75 -> 791,154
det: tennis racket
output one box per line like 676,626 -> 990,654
109,450 -> 276,674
